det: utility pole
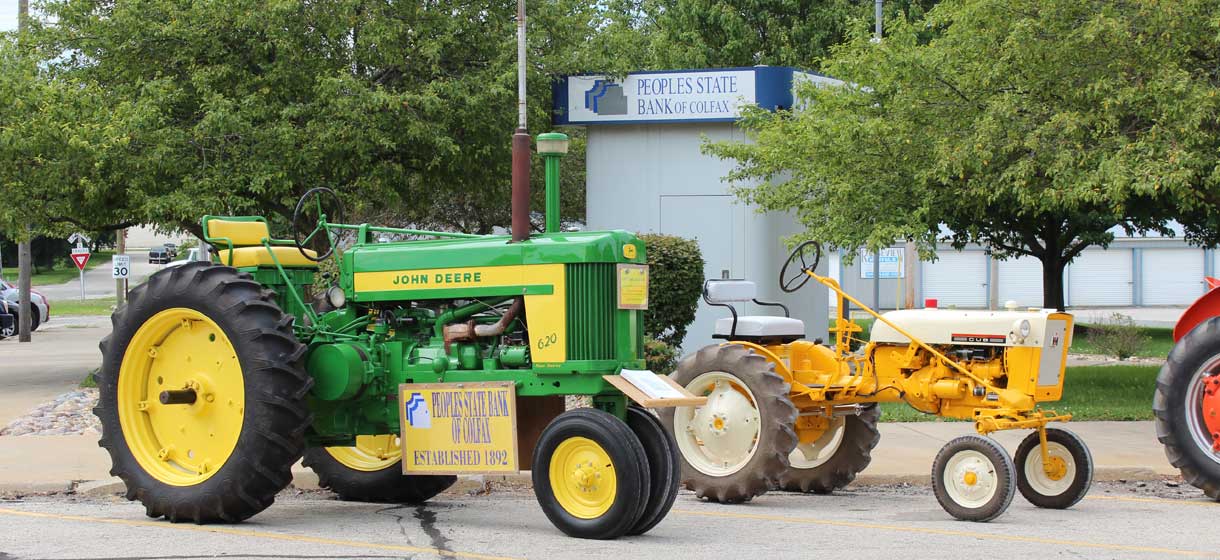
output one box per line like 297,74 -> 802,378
16,0 -> 32,342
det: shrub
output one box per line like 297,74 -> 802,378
638,233 -> 705,347
1087,313 -> 1150,360
645,339 -> 679,376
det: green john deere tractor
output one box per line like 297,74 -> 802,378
94,132 -> 689,540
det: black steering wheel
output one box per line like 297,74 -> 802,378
780,240 -> 823,293
293,187 -> 344,262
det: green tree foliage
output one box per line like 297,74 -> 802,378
647,0 -> 937,69
14,0 -> 614,237
640,233 -> 704,347
706,0 -> 1220,310
0,39 -> 142,240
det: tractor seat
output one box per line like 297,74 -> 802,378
714,316 -> 806,339
216,246 -> 317,268
204,217 -> 318,268
704,279 -> 805,343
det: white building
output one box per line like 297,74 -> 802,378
554,67 -> 832,352
832,224 -> 1209,310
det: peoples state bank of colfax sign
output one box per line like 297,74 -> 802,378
553,67 -> 838,125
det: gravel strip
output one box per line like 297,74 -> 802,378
1,389 -> 100,437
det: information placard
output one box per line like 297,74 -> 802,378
617,264 -> 649,310
399,382 -> 518,475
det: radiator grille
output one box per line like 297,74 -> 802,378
566,263 -> 617,361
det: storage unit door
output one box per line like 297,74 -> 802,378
997,256 -> 1044,308
1067,250 -> 1132,306
923,251 -> 988,308
1143,248 -> 1205,305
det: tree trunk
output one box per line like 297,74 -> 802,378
1040,252 -> 1067,311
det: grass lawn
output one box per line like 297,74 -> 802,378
1,250 -> 114,285
53,297 -> 117,316
1070,324 -> 1175,358
879,365 -> 1159,422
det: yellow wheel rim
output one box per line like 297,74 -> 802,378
117,308 -> 244,486
549,437 -> 617,519
326,435 -> 402,472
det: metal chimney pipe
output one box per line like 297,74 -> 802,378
510,0 -> 530,242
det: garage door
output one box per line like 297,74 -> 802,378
923,251 -> 988,308
1143,249 -> 1205,305
1067,250 -> 1132,306
997,256 -> 1043,308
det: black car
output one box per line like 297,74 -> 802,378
0,301 -> 15,339
149,246 -> 171,264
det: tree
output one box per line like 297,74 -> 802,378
645,0 -> 938,69
20,0 -> 617,237
706,0 -> 1220,310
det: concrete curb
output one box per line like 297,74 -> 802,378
3,468 -> 1177,497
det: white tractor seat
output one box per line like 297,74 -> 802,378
714,316 -> 806,339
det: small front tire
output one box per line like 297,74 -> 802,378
932,435 -> 1016,522
1014,428 -> 1093,509
624,407 -> 680,536
532,408 -> 650,540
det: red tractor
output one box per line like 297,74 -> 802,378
1155,277 -> 1220,499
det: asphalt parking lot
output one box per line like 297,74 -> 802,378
1,482 -> 1217,560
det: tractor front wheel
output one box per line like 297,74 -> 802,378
931,435 -> 1016,522
1014,428 -> 1093,509
624,406 -> 681,536
660,344 -> 798,503
532,408 -> 651,539
94,262 -> 312,523
1154,317 -> 1220,500
303,435 -> 456,503
777,404 -> 881,494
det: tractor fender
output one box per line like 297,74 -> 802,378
723,341 -> 795,385
1175,277 -> 1220,342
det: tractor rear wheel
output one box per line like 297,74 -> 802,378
660,344 -> 798,503
302,435 -> 456,503
532,408 -> 651,539
1154,317 -> 1220,500
95,262 -> 312,523
777,404 -> 881,494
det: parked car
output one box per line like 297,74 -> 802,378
166,247 -> 202,268
0,279 -> 49,331
0,301 -> 14,339
163,243 -> 178,258
149,246 -> 171,264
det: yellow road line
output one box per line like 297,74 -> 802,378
0,507 -> 520,560
671,508 -> 1217,557
1087,495 -> 1220,507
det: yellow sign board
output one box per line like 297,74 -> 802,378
399,382 -> 519,475
617,264 -> 649,310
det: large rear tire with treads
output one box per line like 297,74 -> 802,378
777,404 -> 881,494
660,344 -> 797,503
1154,317 -> 1220,500
95,262 -> 313,523
303,435 -> 456,503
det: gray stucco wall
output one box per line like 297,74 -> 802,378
582,123 -> 830,356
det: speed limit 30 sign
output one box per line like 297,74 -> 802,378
112,255 -> 131,279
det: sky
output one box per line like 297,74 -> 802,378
0,0 -> 17,32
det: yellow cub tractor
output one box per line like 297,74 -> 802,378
661,241 -> 1093,521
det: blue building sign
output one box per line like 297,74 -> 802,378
554,67 -> 836,125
